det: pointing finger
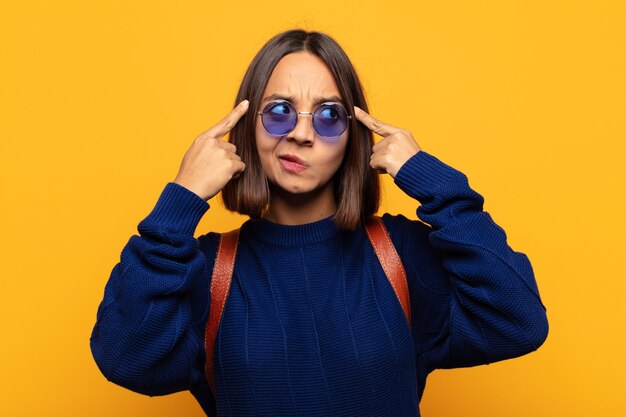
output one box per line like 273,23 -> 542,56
354,106 -> 401,137
201,100 -> 250,140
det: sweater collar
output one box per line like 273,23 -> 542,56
242,213 -> 341,246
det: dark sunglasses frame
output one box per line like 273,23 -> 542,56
257,99 -> 352,139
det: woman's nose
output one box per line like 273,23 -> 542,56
286,112 -> 315,145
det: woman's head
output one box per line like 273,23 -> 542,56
222,29 -> 380,230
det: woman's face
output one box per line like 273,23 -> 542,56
255,51 -> 349,197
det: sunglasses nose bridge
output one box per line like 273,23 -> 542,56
287,111 -> 316,143
296,111 -> 314,128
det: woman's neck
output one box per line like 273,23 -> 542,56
262,183 -> 337,225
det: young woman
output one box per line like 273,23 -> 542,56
91,29 -> 549,416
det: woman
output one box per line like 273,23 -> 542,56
91,29 -> 549,416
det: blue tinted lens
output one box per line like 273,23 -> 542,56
261,101 -> 296,135
314,103 -> 349,138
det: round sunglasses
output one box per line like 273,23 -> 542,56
257,100 -> 352,140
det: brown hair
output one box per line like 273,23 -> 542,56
222,29 -> 380,231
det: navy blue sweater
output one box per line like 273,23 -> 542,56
90,150 -> 548,416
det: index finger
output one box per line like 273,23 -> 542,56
201,99 -> 250,140
353,106 -> 401,137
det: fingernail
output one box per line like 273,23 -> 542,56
241,99 -> 249,108
354,106 -> 361,113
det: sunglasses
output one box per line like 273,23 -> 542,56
257,99 -> 352,140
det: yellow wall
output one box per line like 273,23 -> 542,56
1,1 -> 624,415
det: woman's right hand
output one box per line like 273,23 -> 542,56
174,99 -> 250,201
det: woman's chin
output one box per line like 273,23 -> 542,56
269,179 -> 326,197
275,182 -> 315,195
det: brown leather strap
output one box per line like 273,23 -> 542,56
204,228 -> 240,395
364,216 -> 412,327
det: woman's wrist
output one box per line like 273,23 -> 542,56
139,182 -> 210,236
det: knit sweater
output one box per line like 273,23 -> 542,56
90,150 -> 549,417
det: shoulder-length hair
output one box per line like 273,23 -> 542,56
222,29 -> 380,231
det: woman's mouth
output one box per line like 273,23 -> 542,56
279,154 -> 308,174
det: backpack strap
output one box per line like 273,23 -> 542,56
364,216 -> 411,327
204,216 -> 410,396
204,228 -> 240,395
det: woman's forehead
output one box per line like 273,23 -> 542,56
261,52 -> 342,106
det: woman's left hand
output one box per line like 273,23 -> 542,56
354,106 -> 422,178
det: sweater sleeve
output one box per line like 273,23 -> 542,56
385,150 -> 548,374
90,182 -> 219,399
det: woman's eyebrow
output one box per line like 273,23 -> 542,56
261,93 -> 344,106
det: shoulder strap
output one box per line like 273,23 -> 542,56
364,216 -> 412,327
204,228 -> 240,395
204,216 -> 411,396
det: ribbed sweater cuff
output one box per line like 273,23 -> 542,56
393,150 -> 462,201
141,182 -> 210,236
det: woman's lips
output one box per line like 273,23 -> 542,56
279,154 -> 308,174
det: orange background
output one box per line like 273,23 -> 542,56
1,1 -> 624,415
